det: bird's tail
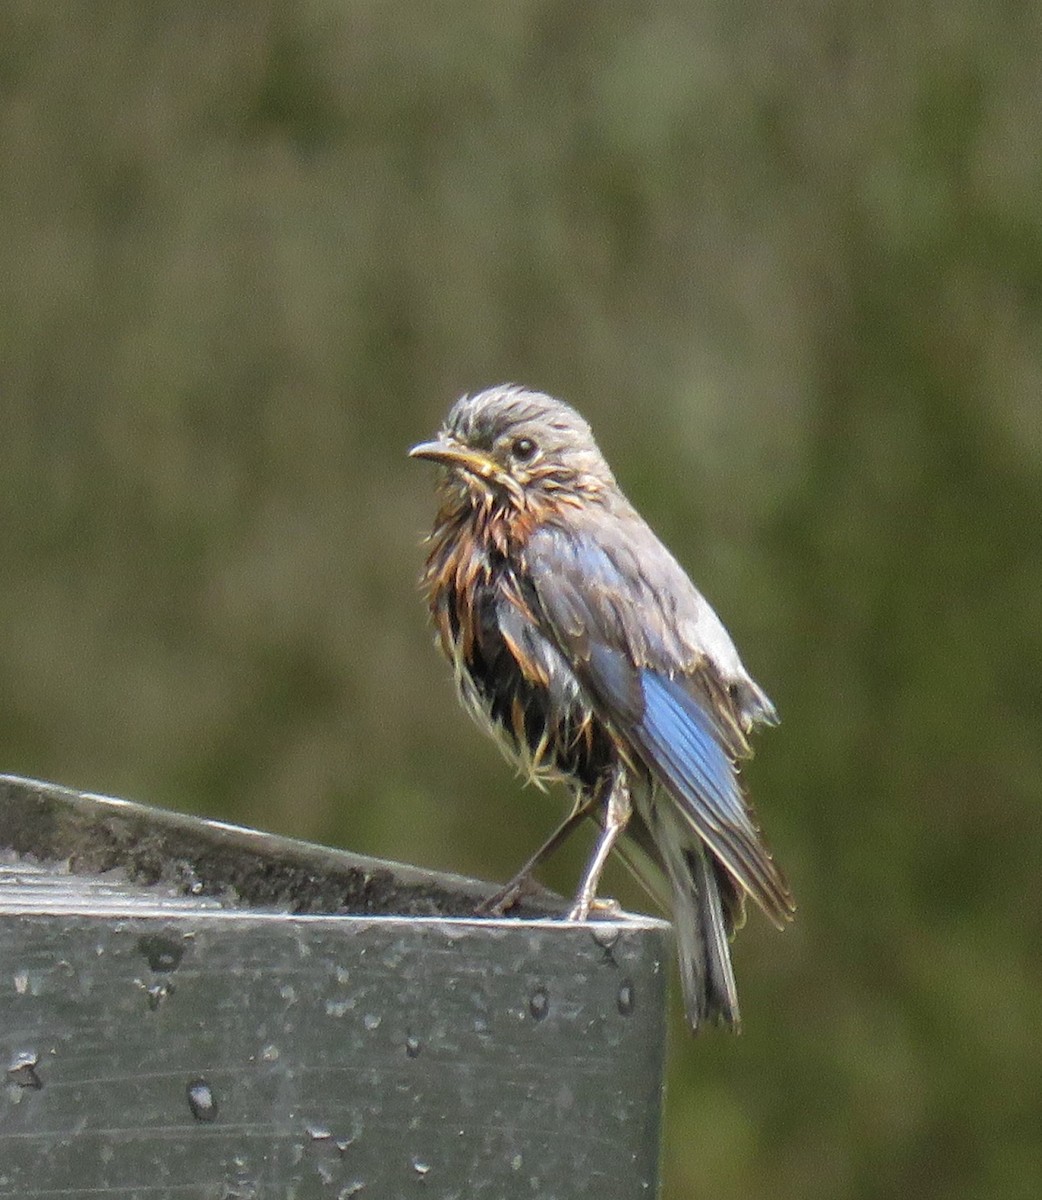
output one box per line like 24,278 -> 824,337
621,806 -> 741,1031
653,816 -> 739,1032
670,840 -> 741,1030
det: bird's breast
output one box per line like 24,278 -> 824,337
421,513 -> 612,790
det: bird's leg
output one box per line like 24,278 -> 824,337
476,792 -> 599,916
569,774 -> 632,922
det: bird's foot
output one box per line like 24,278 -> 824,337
567,895 -> 621,922
475,873 -> 538,917
567,773 -> 631,923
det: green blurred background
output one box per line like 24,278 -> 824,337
2,4 -> 1040,1197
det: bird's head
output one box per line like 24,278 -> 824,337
410,385 -> 617,514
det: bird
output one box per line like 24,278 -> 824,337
410,384 -> 794,1030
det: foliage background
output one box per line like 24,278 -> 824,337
2,4 -> 1040,1197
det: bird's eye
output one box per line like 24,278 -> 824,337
510,436 -> 537,462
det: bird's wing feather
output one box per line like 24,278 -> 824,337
525,515 -> 793,925
635,669 -> 792,924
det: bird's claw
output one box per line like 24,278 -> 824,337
475,889 -> 518,917
476,874 -> 540,916
567,895 -> 622,922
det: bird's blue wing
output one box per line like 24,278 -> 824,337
526,517 -> 793,925
634,668 -> 791,923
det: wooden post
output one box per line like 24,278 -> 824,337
0,775 -> 667,1198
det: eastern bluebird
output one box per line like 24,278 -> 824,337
410,385 -> 793,1030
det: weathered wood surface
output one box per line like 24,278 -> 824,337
0,776 -> 668,1198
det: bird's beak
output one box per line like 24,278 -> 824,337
408,437 -> 501,482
